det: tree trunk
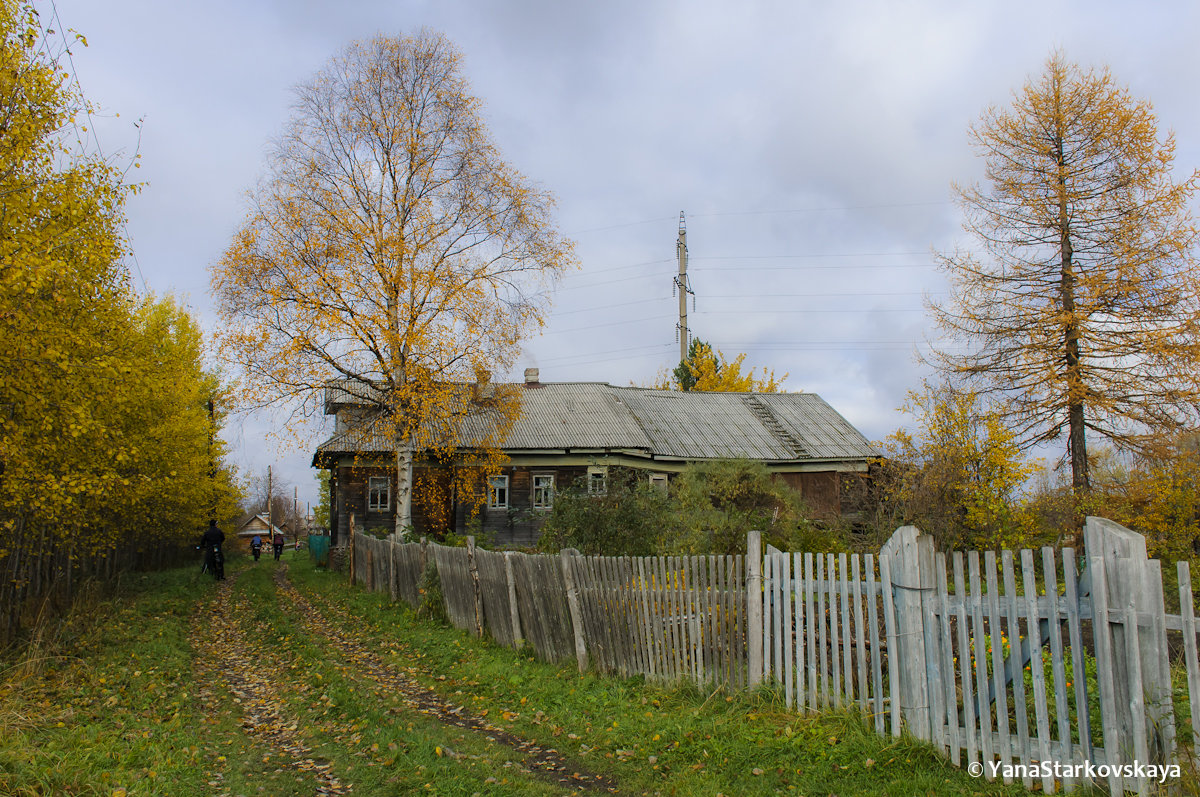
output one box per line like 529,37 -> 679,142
394,431 -> 414,538
1055,112 -> 1090,494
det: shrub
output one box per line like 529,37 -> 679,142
665,460 -> 836,556
537,470 -> 670,556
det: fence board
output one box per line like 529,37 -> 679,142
805,552 -> 817,709
475,548 -> 516,647
839,553 -> 853,706
1021,549 -> 1052,792
828,554 -> 842,706
879,553 -> 900,737
817,553 -> 829,707
866,554 -> 884,735
1180,562 -> 1200,761
984,550 -> 1012,781
953,553 -> 977,770
1001,550 -> 1031,788
936,552 -> 958,764
790,553 -> 803,711
1041,547 -> 1071,792
968,552 -> 993,777
1124,598 -> 1150,797
852,554 -> 868,716
1089,554 -> 1124,794
1062,548 -> 1091,770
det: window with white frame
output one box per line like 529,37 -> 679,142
488,475 -> 509,509
587,466 -> 608,496
532,474 -> 555,510
368,476 -> 390,512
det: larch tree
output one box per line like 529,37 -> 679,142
929,53 -> 1200,492
661,338 -> 786,392
212,31 -> 576,536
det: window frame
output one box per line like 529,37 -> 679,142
587,466 -> 608,496
367,475 -> 391,512
532,473 -> 555,511
488,474 -> 509,509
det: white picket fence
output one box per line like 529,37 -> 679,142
350,516 -> 1200,794
755,518 -> 1200,794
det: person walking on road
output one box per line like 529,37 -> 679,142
272,530 -> 285,561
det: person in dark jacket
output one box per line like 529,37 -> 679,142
272,530 -> 285,561
199,520 -> 225,580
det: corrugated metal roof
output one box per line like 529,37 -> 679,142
314,382 -> 876,464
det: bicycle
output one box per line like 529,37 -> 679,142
198,544 -> 225,581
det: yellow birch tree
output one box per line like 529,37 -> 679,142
659,338 -> 786,392
929,53 -> 1200,493
212,31 -> 576,535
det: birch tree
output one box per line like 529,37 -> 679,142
662,338 -> 786,392
212,31 -> 575,535
930,53 -> 1200,492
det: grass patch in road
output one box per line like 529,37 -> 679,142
232,563 -> 566,796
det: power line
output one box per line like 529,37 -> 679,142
553,272 -> 659,292
550,297 -> 666,316
690,201 -> 951,219
693,262 -> 936,271
568,202 -> 950,237
541,316 -> 660,335
695,251 -> 931,259
558,258 -> 672,278
697,308 -> 925,315
714,291 -> 944,298
536,342 -> 673,366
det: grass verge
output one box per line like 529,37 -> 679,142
0,552 -> 1047,796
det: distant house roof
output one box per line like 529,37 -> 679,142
237,514 -> 287,537
314,381 -> 876,467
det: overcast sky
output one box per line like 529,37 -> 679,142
47,0 -> 1200,511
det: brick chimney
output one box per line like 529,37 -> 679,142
524,367 -> 540,387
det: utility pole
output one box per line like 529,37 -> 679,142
673,211 -> 694,364
206,398 -> 216,522
267,465 -> 273,533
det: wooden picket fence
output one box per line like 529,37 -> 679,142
349,517 -> 1200,794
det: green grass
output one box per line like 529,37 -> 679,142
0,553 -> 1042,796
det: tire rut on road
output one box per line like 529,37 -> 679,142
274,565 -> 620,794
191,572 -> 352,796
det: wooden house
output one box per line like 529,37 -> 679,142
236,513 -> 287,548
312,369 -> 877,548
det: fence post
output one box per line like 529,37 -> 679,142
1084,516 -> 1173,777
466,536 -> 483,638
348,512 -> 357,586
560,549 -> 588,672
388,539 -> 398,601
747,530 -> 763,687
880,525 -> 930,740
505,552 -> 524,650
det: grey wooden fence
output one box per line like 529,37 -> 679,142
349,517 -> 1200,794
